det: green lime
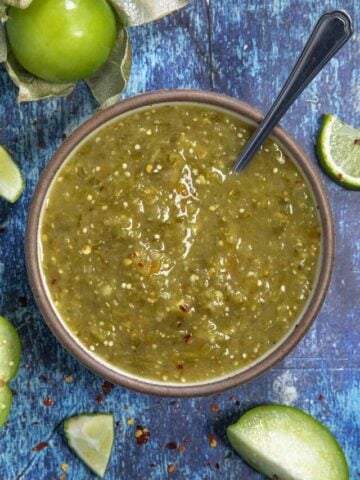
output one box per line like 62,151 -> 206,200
317,114 -> 360,190
0,316 -> 21,383
227,405 -> 349,480
64,413 -> 114,478
0,384 -> 13,428
0,146 -> 24,203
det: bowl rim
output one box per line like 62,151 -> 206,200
25,89 -> 335,397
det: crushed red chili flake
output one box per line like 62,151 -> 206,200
208,434 -> 218,448
178,445 -> 186,453
176,363 -> 184,370
183,333 -> 192,343
96,395 -> 104,404
135,425 -> 150,445
0,227 -> 6,234
137,261 -> 145,267
215,463 -> 220,469
210,404 -> 220,413
354,138 -> 360,145
166,441 -> 178,450
179,303 -> 190,313
318,394 -> 325,401
51,278 -> 58,285
167,464 -> 176,474
33,441 -> 49,452
43,397 -> 54,407
102,381 -> 114,395
128,251 -> 138,259
184,438 -> 191,444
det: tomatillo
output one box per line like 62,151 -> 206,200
6,0 -> 118,83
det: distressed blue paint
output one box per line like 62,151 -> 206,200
0,0 -> 359,479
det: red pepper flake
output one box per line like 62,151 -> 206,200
51,278 -> 58,285
183,333 -> 192,343
178,445 -> 186,453
184,438 -> 191,444
176,363 -> 184,370
318,394 -> 325,401
96,395 -> 104,404
167,464 -> 176,474
354,139 -> 360,146
128,251 -> 138,258
137,261 -> 145,268
33,441 -> 49,452
179,303 -> 190,313
166,441 -> 178,450
102,381 -> 114,395
210,404 -> 220,413
0,227 -> 6,234
43,397 -> 54,407
135,425 -> 150,445
208,434 -> 218,448
215,463 -> 220,469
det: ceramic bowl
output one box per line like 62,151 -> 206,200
25,90 -> 335,397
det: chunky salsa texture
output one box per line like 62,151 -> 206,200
41,104 -> 321,383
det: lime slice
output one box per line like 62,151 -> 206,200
317,114 -> 360,190
0,145 -> 24,203
0,316 -> 21,383
0,384 -> 13,428
64,413 -> 114,478
227,405 -> 349,480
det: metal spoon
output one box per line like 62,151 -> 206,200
233,10 -> 353,172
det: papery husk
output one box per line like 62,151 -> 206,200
5,51 -> 75,102
85,27 -> 132,108
109,0 -> 189,26
0,0 -> 189,103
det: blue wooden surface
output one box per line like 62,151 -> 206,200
0,0 -> 359,478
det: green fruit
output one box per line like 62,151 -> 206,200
0,384 -> 13,428
0,316 -> 21,383
317,114 -> 360,190
0,146 -> 24,203
6,0 -> 117,83
64,413 -> 114,478
227,405 -> 349,480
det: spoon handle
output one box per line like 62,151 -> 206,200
233,10 -> 353,172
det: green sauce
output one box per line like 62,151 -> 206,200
41,104 -> 320,383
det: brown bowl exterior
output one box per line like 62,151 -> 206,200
25,89 -> 335,397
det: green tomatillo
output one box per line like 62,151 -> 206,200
6,0 -> 118,83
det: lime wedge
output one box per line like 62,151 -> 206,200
227,405 -> 349,480
0,384 -> 13,428
64,413 -> 114,478
0,145 -> 24,203
317,114 -> 360,190
0,316 -> 21,383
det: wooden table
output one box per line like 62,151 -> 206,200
0,1 -> 359,478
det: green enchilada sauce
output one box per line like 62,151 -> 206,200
41,105 -> 320,383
